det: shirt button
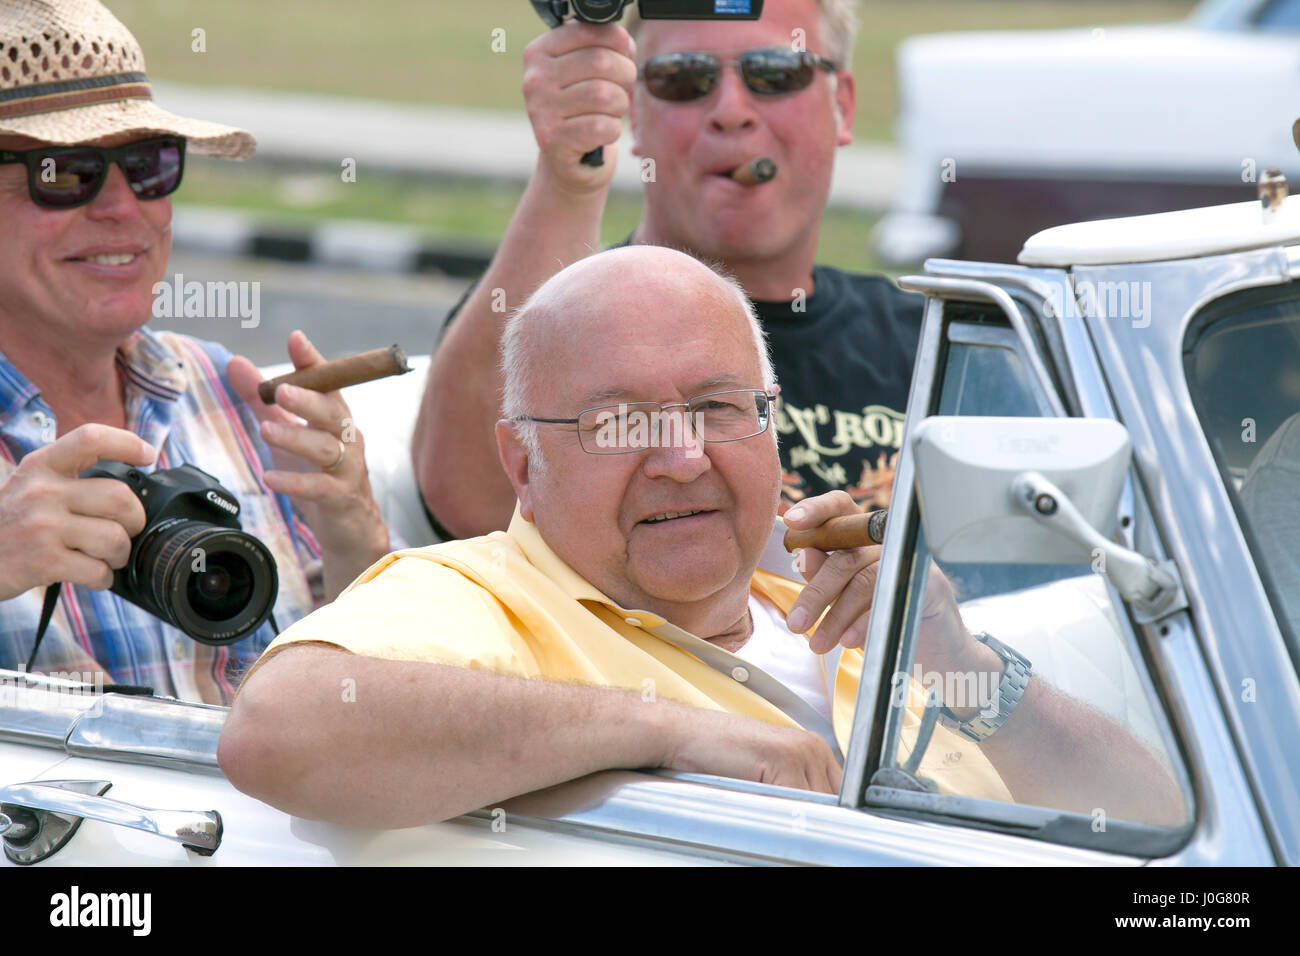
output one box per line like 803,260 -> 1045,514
173,640 -> 187,658
624,617 -> 642,627
731,666 -> 750,683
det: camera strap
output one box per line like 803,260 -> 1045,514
24,582 -> 62,673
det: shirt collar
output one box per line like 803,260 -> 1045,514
506,506 -> 671,627
0,327 -> 187,430
114,328 -> 187,402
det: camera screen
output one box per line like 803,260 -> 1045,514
639,0 -> 763,20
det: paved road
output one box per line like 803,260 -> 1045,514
154,82 -> 902,212
155,250 -> 470,367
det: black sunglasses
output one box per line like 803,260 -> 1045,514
0,135 -> 185,210
641,47 -> 838,103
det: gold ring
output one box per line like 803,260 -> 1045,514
324,438 -> 347,472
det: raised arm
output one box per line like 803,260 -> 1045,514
218,642 -> 841,828
412,22 -> 637,538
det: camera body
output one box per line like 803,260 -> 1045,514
80,461 -> 278,646
530,0 -> 764,28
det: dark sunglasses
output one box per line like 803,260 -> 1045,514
641,47 -> 838,103
0,135 -> 185,210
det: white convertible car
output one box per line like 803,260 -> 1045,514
875,0 -> 1300,266
4,185 -> 1300,865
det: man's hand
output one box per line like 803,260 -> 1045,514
663,706 -> 842,795
782,491 -> 985,682
0,424 -> 154,601
522,20 -> 637,193
227,330 -> 390,599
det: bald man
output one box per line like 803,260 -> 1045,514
220,247 -> 1183,829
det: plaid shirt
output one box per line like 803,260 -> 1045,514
0,329 -> 321,704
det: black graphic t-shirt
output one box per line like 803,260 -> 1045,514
754,266 -> 923,512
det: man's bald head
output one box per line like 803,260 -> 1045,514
501,246 -> 776,461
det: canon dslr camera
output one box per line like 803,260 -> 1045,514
530,0 -> 763,27
80,462 -> 279,645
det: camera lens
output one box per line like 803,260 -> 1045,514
571,0 -> 623,23
186,552 -> 255,621
135,519 -> 278,645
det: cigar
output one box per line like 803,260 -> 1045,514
784,509 -> 888,552
259,345 -> 411,404
730,157 -> 777,186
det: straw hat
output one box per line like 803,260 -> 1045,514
0,0 -> 254,158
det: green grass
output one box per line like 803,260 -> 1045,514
178,157 -> 894,276
113,0 -> 1197,144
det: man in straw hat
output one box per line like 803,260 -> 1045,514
0,0 -> 391,704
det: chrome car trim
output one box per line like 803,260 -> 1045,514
489,770 -> 1138,867
897,275 -> 1067,417
839,295 -> 946,808
0,779 -> 221,863
1077,247 -> 1300,863
66,694 -> 226,775
0,672 -> 227,775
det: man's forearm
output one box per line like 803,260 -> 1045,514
219,643 -> 678,828
972,667 -> 1186,826
413,166 -> 609,537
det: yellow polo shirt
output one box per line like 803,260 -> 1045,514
249,511 -> 1010,800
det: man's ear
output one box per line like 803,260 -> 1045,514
833,70 -> 856,147
496,419 -> 536,522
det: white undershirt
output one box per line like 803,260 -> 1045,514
735,594 -> 834,724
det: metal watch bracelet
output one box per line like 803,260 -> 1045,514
938,632 -> 1033,742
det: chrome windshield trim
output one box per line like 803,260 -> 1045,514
1077,248 -> 1300,863
897,275 -> 1067,417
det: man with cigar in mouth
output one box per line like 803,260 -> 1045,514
0,0 -> 390,703
222,246 -> 1183,827
414,0 -> 920,539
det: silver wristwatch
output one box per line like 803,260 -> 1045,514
938,632 -> 1032,742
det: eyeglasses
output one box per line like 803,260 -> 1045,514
640,47 -> 837,103
516,389 -> 776,456
0,136 -> 185,210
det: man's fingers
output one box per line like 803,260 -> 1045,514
60,514 -> 134,571
226,355 -> 299,426
286,329 -> 327,371
555,78 -> 632,123
787,546 -> 873,631
38,424 -> 155,477
66,478 -> 148,537
262,421 -> 353,473
552,45 -> 638,94
262,468 -> 343,502
272,384 -> 350,438
808,563 -> 880,654
782,490 -> 860,532
538,20 -> 636,60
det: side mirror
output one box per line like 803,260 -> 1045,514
912,416 -> 1185,619
912,416 -> 1129,564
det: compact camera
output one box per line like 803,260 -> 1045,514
530,0 -> 764,28
80,462 -> 279,645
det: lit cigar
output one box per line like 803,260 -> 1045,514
730,157 -> 777,186
784,509 -> 888,552
259,344 -> 411,404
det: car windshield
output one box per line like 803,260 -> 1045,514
1184,285 -> 1300,643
